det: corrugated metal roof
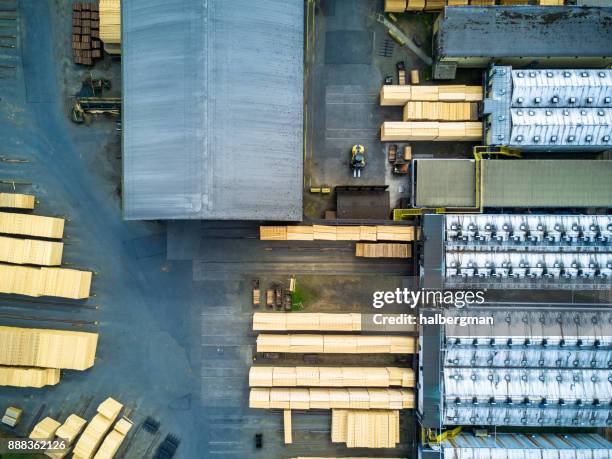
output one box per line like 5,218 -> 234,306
436,6 -> 612,59
444,433 -> 612,451
122,0 -> 303,220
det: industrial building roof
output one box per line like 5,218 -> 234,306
122,0 -> 303,220
436,6 -> 612,59
414,159 -> 612,208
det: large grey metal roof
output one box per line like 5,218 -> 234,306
122,0 -> 303,220
436,6 -> 612,59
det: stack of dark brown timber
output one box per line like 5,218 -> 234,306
72,2 -> 101,65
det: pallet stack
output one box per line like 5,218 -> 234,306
332,409 -> 400,448
72,2 -> 102,65
355,243 -> 411,258
260,225 -> 415,242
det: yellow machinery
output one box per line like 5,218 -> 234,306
351,144 -> 366,178
422,426 -> 462,446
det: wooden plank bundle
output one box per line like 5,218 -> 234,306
384,0 -> 407,11
256,334 -> 416,354
0,235 -> 63,266
260,225 -> 414,242
385,0 -> 565,10
0,264 -> 92,299
46,413 -> 88,458
0,193 -> 35,210
73,397 -> 123,459
355,243 -> 411,258
0,325 -> 98,370
380,85 -> 483,105
249,388 -> 414,410
30,417 -> 62,441
93,417 -> 133,459
381,121 -> 483,141
0,211 -> 64,239
99,0 -> 121,44
0,366 -> 60,388
403,101 -> 479,121
284,410 -> 292,444
249,367 -> 415,388
253,313 -> 362,332
72,2 -> 102,64
332,409 -> 400,448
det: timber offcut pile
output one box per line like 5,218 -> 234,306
332,409 -> 400,448
355,243 -> 411,258
260,225 -> 415,242
256,334 -> 416,354
249,387 -> 414,410
72,2 -> 102,65
249,367 -> 415,388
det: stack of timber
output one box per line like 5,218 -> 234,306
250,388 -> 414,410
260,225 -> 414,242
380,85 -> 483,106
0,264 -> 92,299
381,121 -> 483,141
0,366 -> 60,388
46,414 -> 88,459
403,101 -> 479,121
93,417 -> 133,459
0,236 -> 63,266
30,417 -> 62,441
0,325 -> 98,370
73,397 -> 123,459
72,2 -> 101,65
0,193 -> 35,210
256,334 -> 416,354
293,457 -> 406,459
355,243 -> 411,258
99,0 -> 121,55
284,410 -> 292,444
385,0 -> 562,10
249,367 -> 415,388
0,211 -> 64,239
253,313 -> 362,332
332,409 -> 400,448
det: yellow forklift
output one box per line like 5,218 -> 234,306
351,144 -> 366,178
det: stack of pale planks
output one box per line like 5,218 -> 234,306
380,85 -> 483,106
0,366 -> 60,388
355,243 -> 411,258
403,101 -> 479,121
93,417 -> 133,459
0,325 -> 98,370
256,334 -> 416,354
0,235 -> 63,265
260,225 -> 415,242
0,193 -> 35,210
0,211 -> 64,238
253,312 -> 362,332
381,121 -> 482,141
332,409 -> 400,448
249,388 -> 414,410
46,414 -> 88,458
0,264 -> 92,299
249,367 -> 415,388
384,0 -> 561,11
98,0 -> 121,55
30,417 -> 62,441
73,397 -> 123,459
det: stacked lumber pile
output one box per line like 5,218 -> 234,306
381,121 -> 482,141
93,417 -> 133,459
403,101 -> 479,121
0,325 -> 98,370
253,313 -> 362,331
0,235 -> 63,265
355,243 -> 411,258
0,366 -> 60,388
0,264 -> 92,299
249,388 -> 414,410
385,0 -> 562,11
380,85 -> 483,106
0,211 -> 64,238
46,414 -> 88,458
284,410 -> 292,444
332,409 -> 400,448
30,417 -> 62,441
256,334 -> 416,354
249,367 -> 415,388
99,0 -> 121,55
72,2 -> 102,65
260,225 -> 415,242
0,192 -> 35,210
73,397 -> 123,459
